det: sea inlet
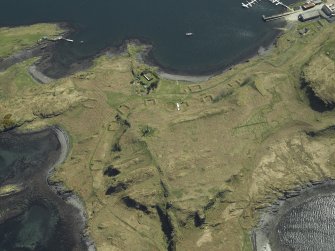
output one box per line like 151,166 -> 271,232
0,127 -> 90,251
253,181 -> 335,251
1,0 -> 298,77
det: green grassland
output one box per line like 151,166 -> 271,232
0,23 -> 63,58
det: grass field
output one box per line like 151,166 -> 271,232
0,23 -> 63,58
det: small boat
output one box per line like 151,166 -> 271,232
185,32 -> 193,36
64,38 -> 74,43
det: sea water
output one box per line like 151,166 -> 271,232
0,0 -> 297,76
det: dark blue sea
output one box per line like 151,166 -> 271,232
0,0 -> 297,76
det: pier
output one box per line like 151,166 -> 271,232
269,0 -> 294,11
262,11 -> 296,21
39,36 -> 74,43
262,1 -> 326,22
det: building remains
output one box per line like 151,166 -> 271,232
322,4 -> 335,16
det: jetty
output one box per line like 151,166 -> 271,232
262,11 -> 296,21
269,0 -> 294,11
262,0 -> 328,22
39,36 -> 74,43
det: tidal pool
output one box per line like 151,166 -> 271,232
0,128 -> 89,251
0,201 -> 61,251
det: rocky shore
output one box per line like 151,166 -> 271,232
0,44 -> 45,72
48,126 -> 96,251
29,65 -> 54,84
252,180 -> 335,251
0,127 -> 95,251
1,21 -> 285,85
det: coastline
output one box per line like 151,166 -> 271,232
0,126 -> 96,251
1,8 -> 333,250
49,126 -> 96,251
105,20 -> 288,83
157,71 -> 212,82
133,22 -> 287,83
0,126 -> 95,250
0,17 -> 290,83
29,65 -> 54,84
106,21 -> 288,84
0,22 -> 70,72
151,22 -> 292,83
252,179 -> 335,251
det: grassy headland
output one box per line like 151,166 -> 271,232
0,23 -> 63,58
0,19 -> 335,251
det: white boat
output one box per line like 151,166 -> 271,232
64,38 -> 74,43
185,32 -> 193,36
242,1 -> 253,8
